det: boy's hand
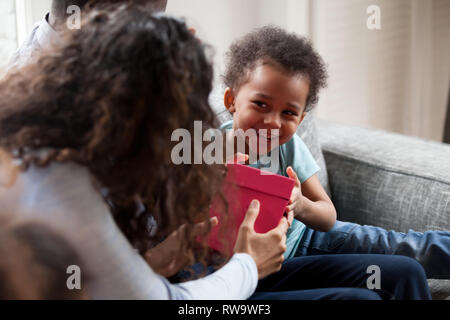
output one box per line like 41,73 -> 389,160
286,166 -> 307,220
226,152 -> 248,164
284,210 -> 294,227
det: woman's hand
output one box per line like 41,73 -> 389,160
144,217 -> 218,278
233,200 -> 289,280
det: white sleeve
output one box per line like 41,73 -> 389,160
2,162 -> 258,300
167,253 -> 258,300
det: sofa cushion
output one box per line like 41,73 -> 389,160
428,279 -> 450,300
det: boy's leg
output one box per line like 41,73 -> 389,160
257,254 -> 431,300
296,221 -> 450,279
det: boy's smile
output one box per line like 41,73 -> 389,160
224,62 -> 310,155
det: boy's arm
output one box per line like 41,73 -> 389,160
286,168 -> 336,232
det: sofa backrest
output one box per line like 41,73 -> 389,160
318,120 -> 450,232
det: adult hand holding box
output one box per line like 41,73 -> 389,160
208,163 -> 295,255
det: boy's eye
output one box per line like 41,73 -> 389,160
252,101 -> 267,109
283,110 -> 298,116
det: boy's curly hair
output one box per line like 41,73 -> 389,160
223,25 -> 328,111
0,4 -> 227,262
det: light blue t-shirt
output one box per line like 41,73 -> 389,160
221,120 -> 320,258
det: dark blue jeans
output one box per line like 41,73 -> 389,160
174,253 -> 431,300
294,220 -> 450,279
250,254 -> 431,300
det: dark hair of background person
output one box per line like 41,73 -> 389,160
0,220 -> 88,299
223,25 -> 328,112
51,0 -> 168,25
0,4 -> 230,265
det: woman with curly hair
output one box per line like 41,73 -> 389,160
0,4 -> 289,299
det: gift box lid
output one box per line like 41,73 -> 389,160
225,163 -> 294,200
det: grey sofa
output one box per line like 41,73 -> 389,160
316,118 -> 450,300
211,89 -> 450,299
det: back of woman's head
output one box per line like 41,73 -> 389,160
0,4 -> 223,257
0,220 -> 88,299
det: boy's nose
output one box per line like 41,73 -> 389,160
263,113 -> 282,129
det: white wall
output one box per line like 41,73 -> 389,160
166,0 -> 310,85
29,0 -> 51,23
0,0 -> 17,70
15,0 -> 52,45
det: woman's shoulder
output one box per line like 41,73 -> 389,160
14,161 -> 94,201
0,161 -> 110,227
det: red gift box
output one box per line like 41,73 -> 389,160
208,163 -> 295,255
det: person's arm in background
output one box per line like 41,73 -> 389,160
5,162 -> 287,299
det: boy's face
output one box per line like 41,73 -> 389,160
224,63 -> 309,154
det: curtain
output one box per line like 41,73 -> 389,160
312,0 -> 450,142
444,86 -> 450,143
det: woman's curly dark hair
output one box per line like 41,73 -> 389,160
223,25 -> 328,111
0,4 -> 226,260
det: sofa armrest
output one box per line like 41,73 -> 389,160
317,119 -> 450,232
